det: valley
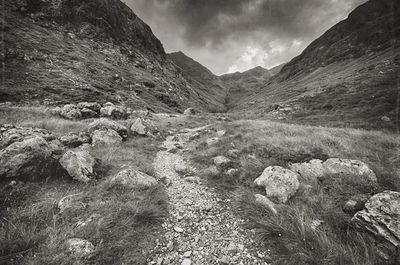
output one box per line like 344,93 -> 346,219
1,0 -> 400,264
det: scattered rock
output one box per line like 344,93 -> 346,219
80,107 -> 99,119
130,118 -> 157,137
0,136 -> 57,180
88,118 -> 128,139
109,167 -> 157,189
66,238 -> 94,257
226,168 -> 239,178
254,166 -> 300,203
343,194 -> 369,213
92,129 -> 122,147
100,104 -> 127,120
58,194 -> 86,213
59,147 -> 95,183
352,191 -> 400,247
183,108 -> 196,115
77,102 -> 101,113
60,104 -> 82,120
60,132 -> 91,148
216,130 -> 226,137
254,194 -> 278,215
0,124 -> 56,149
213,156 -> 232,169
206,137 -> 220,146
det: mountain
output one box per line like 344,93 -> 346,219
231,0 -> 400,131
1,0 -> 226,113
167,52 -> 227,112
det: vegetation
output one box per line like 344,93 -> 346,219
190,119 -> 400,264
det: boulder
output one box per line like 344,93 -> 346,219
88,118 -> 128,139
324,158 -> 377,183
60,132 -> 91,148
343,194 -> 369,213
213,156 -> 232,169
1,124 -> 56,149
0,136 -> 57,180
206,137 -> 220,146
109,167 -> 157,189
77,102 -> 101,113
92,129 -> 122,147
184,108 -> 196,115
66,238 -> 94,257
352,191 -> 400,247
130,118 -> 157,137
60,104 -> 82,120
226,168 -> 240,178
100,105 -> 127,120
59,147 -> 95,183
80,108 -> 99,119
290,158 -> 377,183
254,166 -> 300,203
290,159 -> 325,182
254,194 -> 278,215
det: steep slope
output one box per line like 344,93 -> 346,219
232,0 -> 400,131
1,0 -> 226,113
220,66 -> 273,109
167,52 -> 227,112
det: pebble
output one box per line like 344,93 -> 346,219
181,259 -> 191,265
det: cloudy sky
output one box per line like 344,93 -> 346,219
125,0 -> 367,75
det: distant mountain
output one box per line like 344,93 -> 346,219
1,0 -> 226,112
232,0 -> 400,130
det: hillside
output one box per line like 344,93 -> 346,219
231,0 -> 400,131
1,0 -> 226,113
220,66 -> 273,109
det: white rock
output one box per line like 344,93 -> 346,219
66,238 -> 94,257
254,166 -> 300,203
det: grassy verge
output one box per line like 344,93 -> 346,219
189,119 -> 400,264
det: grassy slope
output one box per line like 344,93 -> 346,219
232,49 -> 400,131
189,119 -> 400,264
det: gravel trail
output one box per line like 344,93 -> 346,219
148,126 -> 271,265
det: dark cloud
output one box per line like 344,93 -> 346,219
125,0 -> 367,74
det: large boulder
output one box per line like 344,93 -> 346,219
88,118 -> 128,139
60,132 -> 91,148
130,118 -> 157,137
352,191 -> 400,247
0,136 -> 58,180
92,129 -> 122,147
60,104 -> 82,120
109,167 -> 157,189
77,102 -> 101,113
59,147 -> 95,183
100,103 -> 127,120
254,166 -> 300,203
323,158 -> 377,183
290,158 -> 377,183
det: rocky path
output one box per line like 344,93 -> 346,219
148,126 -> 271,265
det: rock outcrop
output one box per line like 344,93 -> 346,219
352,191 -> 400,247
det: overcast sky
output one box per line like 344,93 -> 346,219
125,0 -> 367,75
